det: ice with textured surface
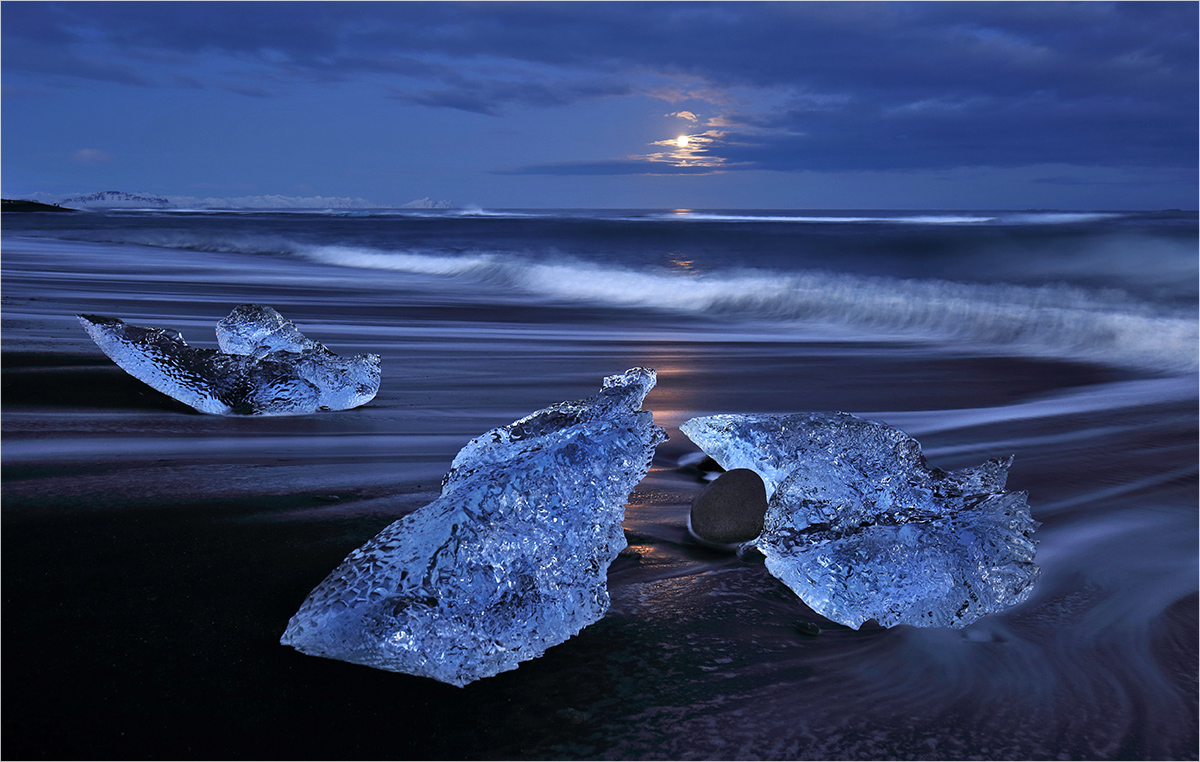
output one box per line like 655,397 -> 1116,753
281,368 -> 666,686
78,305 -> 380,415
216,304 -> 379,412
681,412 -> 1039,629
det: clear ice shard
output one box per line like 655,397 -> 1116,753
77,305 -> 380,415
280,368 -> 666,686
680,412 -> 1040,629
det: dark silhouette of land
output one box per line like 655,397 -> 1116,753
2,198 -> 76,213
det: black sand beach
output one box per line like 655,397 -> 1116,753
3,211 -> 1196,759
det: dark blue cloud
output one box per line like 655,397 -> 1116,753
713,87 -> 1197,172
3,1 -> 1195,176
10,3 -> 1193,92
1,37 -> 151,87
498,159 -> 727,176
392,77 -> 632,117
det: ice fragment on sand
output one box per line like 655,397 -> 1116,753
681,412 -> 1039,629
215,303 -> 321,357
216,304 -> 380,412
77,305 -> 380,415
280,368 -> 666,686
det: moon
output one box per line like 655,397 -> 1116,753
676,135 -> 690,148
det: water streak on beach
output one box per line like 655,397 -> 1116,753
3,208 -> 1196,759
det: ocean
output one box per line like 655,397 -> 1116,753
3,208 -> 1196,759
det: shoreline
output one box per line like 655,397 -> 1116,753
2,212 -> 1195,760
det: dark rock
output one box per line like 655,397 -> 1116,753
555,707 -> 589,724
687,468 -> 767,548
2,198 -> 75,213
794,620 -> 821,636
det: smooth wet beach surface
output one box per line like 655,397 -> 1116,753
3,212 -> 1197,759
5,343 -> 1195,760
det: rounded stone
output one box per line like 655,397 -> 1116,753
687,468 -> 768,548
794,620 -> 821,637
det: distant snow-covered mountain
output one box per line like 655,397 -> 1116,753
400,197 -> 456,209
59,190 -> 174,209
168,194 -> 379,209
33,190 -> 454,210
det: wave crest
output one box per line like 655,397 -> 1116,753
299,243 -> 1198,374
39,227 -> 1191,374
657,211 -> 1123,225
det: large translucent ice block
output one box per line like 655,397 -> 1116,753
681,412 -> 1039,629
217,304 -> 380,412
281,368 -> 667,686
78,305 -> 379,415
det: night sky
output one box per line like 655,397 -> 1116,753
3,1 -> 1196,209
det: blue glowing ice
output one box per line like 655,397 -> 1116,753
78,305 -> 379,415
280,368 -> 666,686
681,412 -> 1039,629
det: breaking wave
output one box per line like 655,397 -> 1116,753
28,220 -> 1193,376
298,242 -> 1198,375
654,211 -> 1123,225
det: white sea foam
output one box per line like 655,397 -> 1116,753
33,225 -> 1192,375
658,212 -> 998,224
872,376 -> 1200,436
297,242 -> 1198,374
1003,212 -> 1122,224
451,206 -> 541,218
653,211 -> 1125,225
300,244 -> 501,277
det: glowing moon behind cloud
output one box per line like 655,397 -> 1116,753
677,135 -> 690,148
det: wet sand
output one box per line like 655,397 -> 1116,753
2,223 -> 1196,759
4,336 -> 1196,760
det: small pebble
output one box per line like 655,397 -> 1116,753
794,620 -> 821,636
688,468 -> 768,548
555,707 -> 588,724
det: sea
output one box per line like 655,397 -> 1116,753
2,208 -> 1197,760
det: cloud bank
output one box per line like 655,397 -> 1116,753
3,2 -> 1195,204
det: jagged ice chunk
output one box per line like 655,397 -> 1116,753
280,368 -> 666,686
78,305 -> 379,415
217,304 -> 379,412
681,412 -> 1039,629
216,303 -> 321,356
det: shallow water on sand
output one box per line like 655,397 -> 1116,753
2,212 -> 1196,759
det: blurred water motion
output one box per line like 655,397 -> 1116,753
2,208 -> 1195,759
